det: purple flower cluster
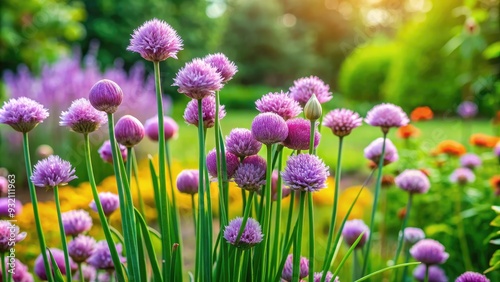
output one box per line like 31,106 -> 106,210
183,95 -> 226,128
89,192 -> 120,217
251,113 -> 288,145
364,138 -> 399,166
225,128 -> 262,158
61,209 -> 93,236
34,249 -> 77,280
455,271 -> 490,282
323,108 -> 363,137
313,272 -> 339,282
459,153 -> 482,169
87,241 -> 126,270
0,97 -> 49,133
342,219 -> 369,248
282,254 -> 309,281
410,239 -> 449,265
289,76 -> 332,106
282,154 -> 329,192
144,116 -> 179,141
60,98 -> 107,134
413,264 -> 447,282
395,169 -> 431,194
173,59 -> 223,100
0,258 -> 34,282
223,217 -> 263,249
283,118 -> 321,151
449,168 -> 475,184
233,156 -> 267,192
365,103 -> 409,130
206,149 -> 240,179
0,221 -> 26,253
176,169 -> 199,195
203,53 -> 238,83
457,101 -> 478,119
0,198 -> 23,217
98,140 -> 128,164
68,234 -> 95,263
255,91 -> 302,120
31,155 -> 77,188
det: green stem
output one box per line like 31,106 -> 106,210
307,193 -> 315,280
260,144 -> 274,281
126,147 -> 132,183
235,192 -> 255,243
361,132 -> 388,276
83,134 -> 125,281
131,150 -> 146,216
153,60 -> 171,281
196,98 -> 208,281
393,194 -> 413,266
1,252 -> 6,282
191,194 -> 197,233
270,150 -> 284,276
22,133 -> 53,282
424,265 -> 429,282
456,184 -> 473,270
401,244 -> 411,281
284,192 -> 295,245
78,263 -> 84,282
53,186 -> 71,281
292,192 -> 306,282
323,136 -> 343,271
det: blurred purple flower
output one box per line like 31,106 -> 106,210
313,272 -> 339,282
342,219 -> 369,248
0,258 -> 34,282
0,198 -> 23,217
395,169 -> 430,194
176,169 -> 199,195
255,91 -> 302,120
251,112 -> 288,145
60,98 -> 107,134
183,95 -> 226,128
31,155 -> 77,188
404,227 -> 425,244
413,264 -> 447,282
114,115 -> 145,147
365,103 -> 409,130
203,53 -> 238,83
73,264 -> 96,282
127,18 -> 183,62
449,168 -> 475,184
61,209 -> 93,236
173,59 -> 223,100
410,239 -> 449,265
206,149 -> 240,179
289,76 -> 332,106
223,217 -> 263,249
282,118 -> 320,151
459,153 -> 482,169
282,154 -> 329,192
455,271 -> 490,282
34,248 -> 77,280
364,138 -> 399,166
98,140 -> 127,164
0,97 -> 49,133
259,170 -> 291,201
323,108 -> 363,137
144,116 -> 178,141
457,101 -> 478,119
87,241 -> 126,270
68,234 -> 95,263
282,254 -> 309,281
225,128 -> 262,158
494,142 -> 500,157
89,192 -> 120,217
0,177 -> 7,195
0,221 -> 26,252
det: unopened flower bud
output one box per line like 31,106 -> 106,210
304,94 -> 322,121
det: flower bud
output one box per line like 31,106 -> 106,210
114,115 -> 145,147
89,79 -> 123,114
304,94 -> 322,121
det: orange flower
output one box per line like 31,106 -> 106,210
491,176 -> 500,196
419,168 -> 431,177
397,124 -> 420,139
469,133 -> 500,148
493,111 -> 500,125
435,140 -> 466,156
411,106 -> 433,121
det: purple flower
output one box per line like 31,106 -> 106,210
289,76 -> 332,106
365,103 -> 409,130
282,254 -> 309,281
88,79 -> 123,114
413,265 -> 448,282
98,140 -> 127,164
233,157 -> 267,192
494,142 -> 500,157
0,221 -> 26,252
323,108 -> 363,137
455,271 -> 490,282
251,112 -> 288,145
342,219 -> 369,248
404,227 -> 425,244
127,18 -> 183,62
223,217 -> 263,249
410,239 -> 449,265
282,118 -> 321,151
313,272 -> 339,282
282,154 -> 329,192
206,149 -> 240,179
183,95 -> 226,128
31,155 -> 77,188
88,241 -> 126,270
68,234 -> 95,263
73,265 -> 96,282
144,116 -> 179,141
114,115 -> 145,147
173,59 -> 223,100
364,138 -> 399,166
0,258 -> 34,282
34,248 -> 77,280
60,98 -> 107,134
449,168 -> 475,184
0,97 -> 49,133
203,53 -> 238,83
395,169 -> 430,194
255,91 -> 302,120
0,198 -> 23,217
89,192 -> 120,217
61,209 -> 93,236
176,169 -> 199,195
457,101 -> 478,119
459,153 -> 482,169
225,128 -> 262,158
0,177 -> 7,195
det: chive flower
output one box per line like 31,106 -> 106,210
410,239 -> 449,265
233,157 -> 267,192
98,140 -> 127,164
0,259 -> 33,282
183,95 -> 226,128
68,235 -> 95,263
282,118 -> 320,151
0,97 -> 49,133
323,108 -> 363,137
457,101 -> 478,119
255,91 -> 302,120
404,227 -> 425,244
59,98 -> 107,134
282,154 -> 329,192
413,264 -> 447,282
88,79 -> 123,114
34,249 -> 77,280
342,219 -> 369,248
289,76 -> 332,106
365,103 -> 409,131
87,241 -> 126,270
144,116 -> 179,141
313,272 -> 339,282
61,209 -> 93,236
282,254 -> 309,281
173,59 -> 223,100
114,115 -> 145,147
395,169 -> 430,194
176,169 -> 199,195
206,149 -> 240,179
364,138 -> 399,166
89,192 -> 120,217
0,198 -> 23,217
223,217 -> 263,249
0,221 -> 26,253
31,155 -> 77,188
459,153 -> 482,170
225,128 -> 262,158
449,168 -> 475,184
251,112 -> 288,145
455,272 -> 490,282
203,53 -> 238,83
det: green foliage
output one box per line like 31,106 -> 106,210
338,40 -> 396,102
0,0 -> 86,72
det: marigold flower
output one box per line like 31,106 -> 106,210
410,106 -> 434,121
469,133 -> 499,148
396,124 -> 420,139
435,140 -> 466,156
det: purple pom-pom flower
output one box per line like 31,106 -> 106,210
114,115 -> 145,147
127,18 -> 183,62
73,265 -> 96,282
449,168 -> 475,184
0,198 -> 23,217
404,227 -> 425,244
183,95 -> 226,128
34,248 -> 77,280
31,155 -> 77,188
98,140 -> 127,164
457,101 -> 478,119
60,98 -> 107,134
206,149 -> 240,179
413,264 -> 448,282
459,153 -> 482,169
410,239 -> 449,265
251,112 -> 288,145
173,59 -> 223,100
88,79 -> 123,114
223,217 -> 263,249
225,128 -> 262,158
282,154 -> 329,192
89,192 -> 120,217
395,169 -> 431,194
289,76 -> 332,106
203,53 -> 238,83
68,235 -> 95,263
455,271 -> 490,282
0,221 -> 26,253
313,272 -> 339,282
233,156 -> 267,192
323,108 -> 363,137
255,91 -> 302,120
0,258 -> 34,282
87,241 -> 126,270
282,254 -> 309,281
61,209 -> 93,236
342,219 -> 369,248
0,97 -> 49,133
365,103 -> 409,131
176,169 -> 199,195
364,138 -> 399,166
282,118 -> 320,151
144,116 -> 178,141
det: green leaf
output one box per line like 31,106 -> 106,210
135,208 -> 163,282
424,224 -> 454,236
109,225 -> 125,246
490,215 -> 500,227
485,259 -> 500,273
484,42 -> 500,59
47,249 -> 65,282
354,262 -> 421,282
332,232 -> 366,278
490,239 -> 500,245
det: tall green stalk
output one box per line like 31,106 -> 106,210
424,265 -> 429,282
308,120 -> 316,278
456,184 -> 473,270
393,193 -> 413,268
131,150 -> 146,216
53,186 -> 71,281
1,252 -> 6,282
22,132 -> 53,282
270,150 -> 284,276
292,192 -> 306,282
259,144 -> 274,281
362,132 -> 388,276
